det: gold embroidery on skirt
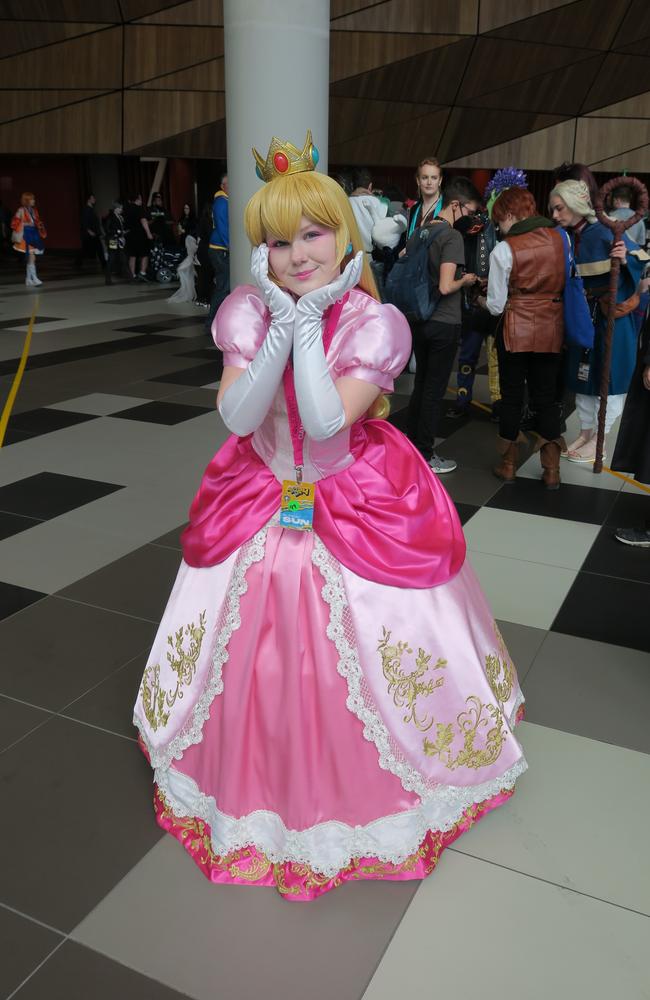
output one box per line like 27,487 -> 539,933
377,626 -> 446,733
485,624 -> 514,709
140,611 -> 207,731
423,696 -> 505,770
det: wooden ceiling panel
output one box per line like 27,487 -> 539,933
585,91 -> 650,119
124,24 -> 224,86
0,92 -> 121,152
333,0 -> 478,35
612,0 -> 650,50
131,117 -> 226,157
135,57 -> 224,91
479,0 -> 574,34
0,20 -> 107,58
329,96 -> 443,146
331,0 -> 387,19
616,36 -> 650,58
574,116 -> 650,165
135,0 -> 223,25
465,55 -> 603,117
443,118 -> 576,169
581,52 -> 650,113
123,89 -> 224,150
485,0 -> 628,50
119,0 -> 182,20
331,31 -> 462,82
0,0 -> 120,20
330,108 -> 450,166
0,28 -> 122,88
0,90 -> 111,124
330,38 -> 473,105
439,107 -> 566,163
458,37 -> 595,101
589,145 -> 650,171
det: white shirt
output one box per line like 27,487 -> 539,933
486,240 -> 513,315
349,194 -> 388,253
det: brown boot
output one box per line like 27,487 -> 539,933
539,439 -> 562,490
493,437 -> 518,483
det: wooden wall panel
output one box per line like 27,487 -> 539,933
132,117 -> 226,156
585,91 -> 650,119
589,146 -> 650,171
479,0 -> 574,34
136,0 -> 223,25
0,90 -> 111,125
574,117 -> 650,164
458,37 -> 593,101
329,96 -> 442,146
444,118 -> 576,169
0,20 -> 106,57
331,108 -> 450,166
332,0 -> 479,35
135,58 -> 224,91
0,28 -> 122,88
330,31 -> 462,82
485,0 -> 626,50
0,0 -> 120,20
440,108 -> 565,163
124,24 -> 224,86
123,90 -> 224,150
0,92 -> 121,152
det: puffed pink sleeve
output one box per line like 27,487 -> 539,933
335,294 -> 411,393
212,284 -> 269,368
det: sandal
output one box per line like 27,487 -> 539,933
561,430 -> 593,458
567,437 -> 605,464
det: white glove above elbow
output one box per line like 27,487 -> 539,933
293,253 -> 364,441
218,244 -> 295,436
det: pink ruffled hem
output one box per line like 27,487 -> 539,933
152,783 -> 515,902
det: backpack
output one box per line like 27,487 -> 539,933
383,223 -> 448,322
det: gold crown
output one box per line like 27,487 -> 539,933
252,129 -> 320,183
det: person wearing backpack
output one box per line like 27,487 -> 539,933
404,190 -> 479,473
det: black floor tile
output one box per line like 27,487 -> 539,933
118,317 -> 204,334
0,695 -> 52,752
59,543 -> 181,623
8,408 -> 97,437
0,472 -> 123,520
0,581 -> 46,622
149,361 -> 222,386
603,489 -> 650,528
0,316 -> 62,330
13,941 -> 193,1000
552,571 -> 650,652
110,400 -> 212,424
0,333 -> 181,377
0,716 -> 163,930
0,907 -> 62,999
175,347 -> 222,359
486,477 -> 618,525
62,653 -> 144,739
454,502 -> 479,525
150,524 -> 186,550
0,511 -> 42,540
1,428 -> 37,446
0,596 -> 156,710
582,523 -> 650,585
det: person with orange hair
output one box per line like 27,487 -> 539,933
11,192 -> 46,286
485,186 -> 566,488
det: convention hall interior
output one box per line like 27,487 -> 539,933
0,1 -> 649,998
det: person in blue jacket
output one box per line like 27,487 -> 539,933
207,171 -> 230,332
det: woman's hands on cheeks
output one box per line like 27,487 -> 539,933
297,251 -> 364,317
250,244 -> 295,326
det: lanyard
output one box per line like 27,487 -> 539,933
408,197 -> 441,238
282,293 -> 348,482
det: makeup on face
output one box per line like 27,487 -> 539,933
266,215 -> 339,297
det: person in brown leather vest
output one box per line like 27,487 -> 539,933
484,187 -> 566,489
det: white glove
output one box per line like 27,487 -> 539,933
293,253 -> 364,441
218,244 -> 295,436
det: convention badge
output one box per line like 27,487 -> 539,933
108,239 -> 118,250
280,479 -> 315,531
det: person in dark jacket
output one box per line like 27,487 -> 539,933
611,314 -> 650,546
486,187 -> 566,489
76,194 -> 106,270
104,200 -> 128,285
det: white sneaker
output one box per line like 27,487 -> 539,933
428,453 -> 457,474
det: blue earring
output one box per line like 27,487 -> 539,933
346,242 -> 353,254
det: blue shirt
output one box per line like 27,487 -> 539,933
210,191 -> 229,250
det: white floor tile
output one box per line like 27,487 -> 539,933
361,851 -> 650,1000
71,836 -> 417,1000
467,550 -> 576,629
452,721 -> 650,915
46,394 -> 152,415
465,507 -> 600,569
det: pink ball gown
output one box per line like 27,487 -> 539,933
133,285 -> 527,901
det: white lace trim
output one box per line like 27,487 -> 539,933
156,758 -> 527,878
141,527 -> 269,771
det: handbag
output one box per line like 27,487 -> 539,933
561,230 -> 594,349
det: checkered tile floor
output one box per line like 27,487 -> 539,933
0,274 -> 648,1000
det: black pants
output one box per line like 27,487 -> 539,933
407,320 -> 460,460
106,248 -> 128,281
207,249 -> 230,331
76,235 -> 105,269
496,330 -> 562,441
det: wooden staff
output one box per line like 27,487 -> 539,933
593,176 -> 648,473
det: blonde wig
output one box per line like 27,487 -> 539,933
244,170 -> 379,300
549,179 -> 596,224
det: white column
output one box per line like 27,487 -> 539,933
223,0 -> 330,286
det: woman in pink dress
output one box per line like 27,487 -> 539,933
134,132 -> 527,901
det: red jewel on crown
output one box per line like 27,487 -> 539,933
273,151 -> 289,173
